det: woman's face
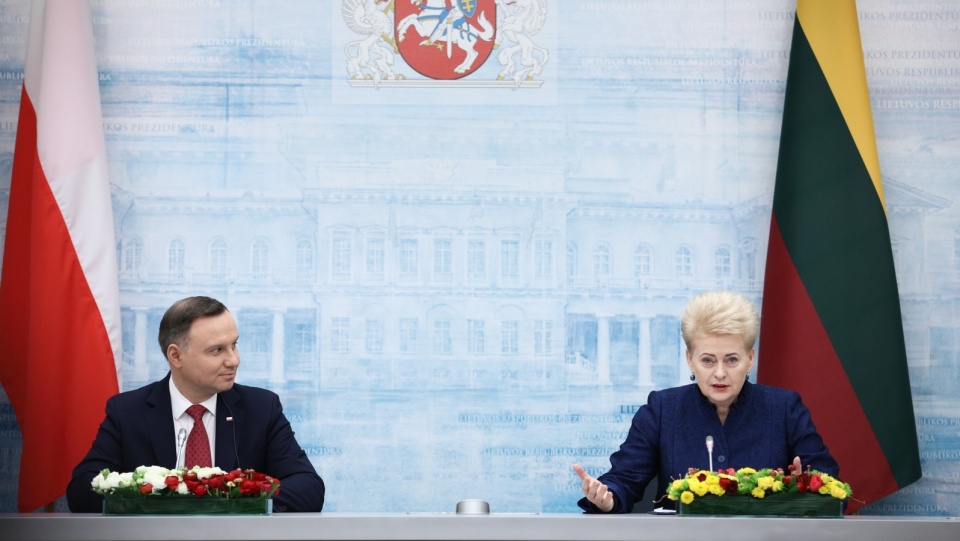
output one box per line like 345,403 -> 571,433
686,333 -> 754,410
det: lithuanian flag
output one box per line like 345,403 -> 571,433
757,0 -> 922,513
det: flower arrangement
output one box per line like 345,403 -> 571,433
667,465 -> 851,517
92,465 -> 280,500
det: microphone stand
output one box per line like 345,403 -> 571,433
705,435 -> 714,472
175,428 -> 187,469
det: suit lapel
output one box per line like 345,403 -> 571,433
216,388 -> 243,470
146,374 -> 177,468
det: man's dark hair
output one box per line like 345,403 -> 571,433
158,296 -> 229,358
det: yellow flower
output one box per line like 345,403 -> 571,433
680,491 -> 695,505
738,467 -> 757,475
771,480 -> 784,493
757,476 -> 774,490
751,487 -> 765,499
831,485 -> 848,500
705,474 -> 720,486
671,479 -> 685,491
692,482 -> 709,497
709,484 -> 725,496
819,485 -> 831,495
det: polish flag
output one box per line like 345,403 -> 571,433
0,0 -> 121,512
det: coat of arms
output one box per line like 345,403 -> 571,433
342,0 -> 549,87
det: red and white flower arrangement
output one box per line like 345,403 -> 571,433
92,465 -> 280,499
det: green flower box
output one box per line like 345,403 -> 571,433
103,496 -> 272,515
677,492 -> 842,517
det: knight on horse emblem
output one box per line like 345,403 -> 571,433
395,0 -> 497,80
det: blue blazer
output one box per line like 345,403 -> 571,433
580,382 -> 839,513
67,374 -> 324,512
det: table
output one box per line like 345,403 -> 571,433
2,512 -> 958,541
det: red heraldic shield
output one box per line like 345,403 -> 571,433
396,0 -> 497,80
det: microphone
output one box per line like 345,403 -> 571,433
175,428 -> 187,469
223,399 -> 241,470
705,435 -> 714,472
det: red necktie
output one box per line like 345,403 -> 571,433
184,404 -> 211,468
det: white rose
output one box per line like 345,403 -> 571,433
117,472 -> 135,489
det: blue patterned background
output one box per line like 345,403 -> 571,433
0,0 -> 958,515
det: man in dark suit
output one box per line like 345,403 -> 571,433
67,296 -> 325,512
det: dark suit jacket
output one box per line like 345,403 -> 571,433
579,382 -> 839,513
67,374 -> 324,512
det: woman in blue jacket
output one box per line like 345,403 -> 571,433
573,290 -> 838,513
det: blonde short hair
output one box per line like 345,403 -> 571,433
680,291 -> 759,350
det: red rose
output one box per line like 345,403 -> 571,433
696,472 -> 707,482
259,481 -> 274,493
783,475 -> 792,486
191,483 -> 208,497
725,468 -> 736,475
719,477 -> 738,495
164,475 -> 179,490
809,474 -> 823,492
207,476 -> 224,491
183,471 -> 198,482
797,481 -> 808,493
239,478 -> 260,495
140,483 -> 153,495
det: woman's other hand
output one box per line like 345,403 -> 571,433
572,464 -> 614,512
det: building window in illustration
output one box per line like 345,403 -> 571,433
715,246 -> 732,279
290,320 -> 314,356
433,319 -> 452,355
399,317 -> 418,354
676,245 -> 693,276
285,313 -> 317,378
467,239 -> 486,281
209,238 -> 227,277
434,238 -> 453,281
467,319 -> 485,355
366,237 -> 385,280
331,317 -> 350,354
123,237 -> 142,274
634,245 -> 651,277
399,238 -> 418,279
501,320 -> 519,355
332,235 -> 351,279
534,236 -> 553,279
246,316 -> 270,355
365,318 -> 384,354
567,243 -> 578,282
295,238 -> 314,283
168,238 -> 185,277
534,320 -> 553,356
251,238 -> 270,279
501,240 -> 520,281
593,244 -> 611,280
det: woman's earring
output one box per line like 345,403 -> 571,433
689,373 -> 696,381
745,374 -> 750,382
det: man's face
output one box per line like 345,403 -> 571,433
168,311 -> 240,403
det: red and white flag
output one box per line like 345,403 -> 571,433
0,0 -> 121,512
